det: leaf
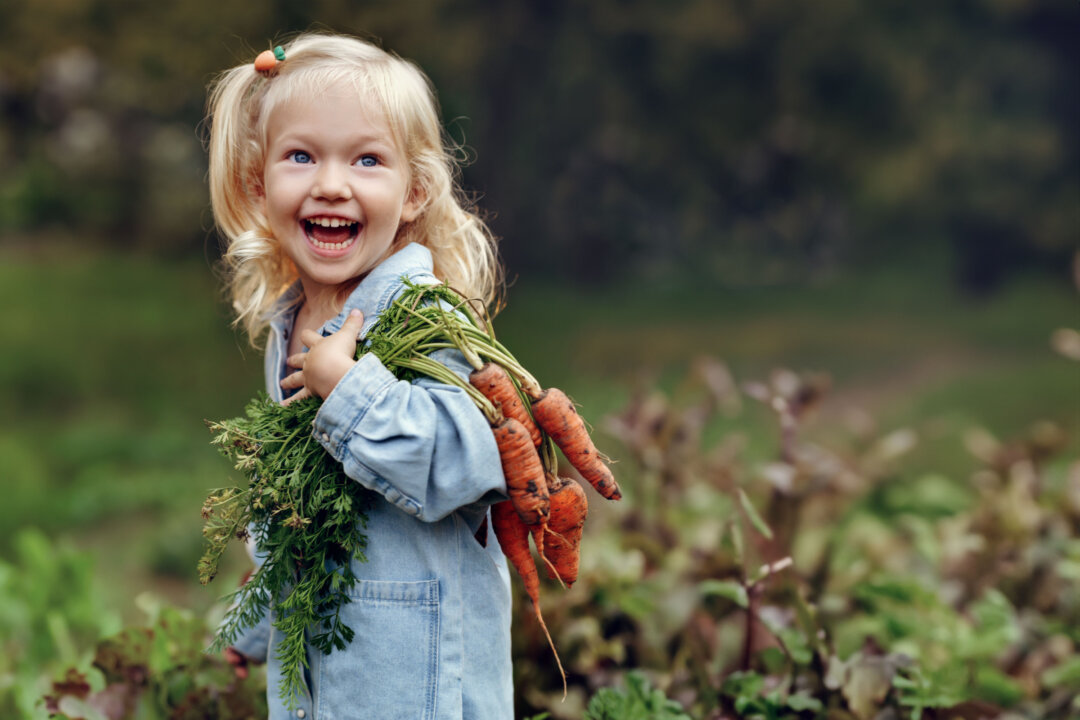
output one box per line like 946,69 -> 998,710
721,670 -> 765,699
585,671 -> 693,720
792,590 -> 828,657
1043,657 -> 1080,689
56,695 -> 110,720
842,655 -> 896,720
785,691 -> 823,712
202,392 -> 373,707
777,627 -> 813,666
974,665 -> 1024,706
757,647 -> 787,673
738,488 -> 774,540
699,579 -> 749,608
894,664 -> 965,716
824,655 -> 846,691
730,519 -> 746,565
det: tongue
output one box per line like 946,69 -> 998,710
309,223 -> 353,245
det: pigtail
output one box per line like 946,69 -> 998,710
207,65 -> 262,242
207,63 -> 296,346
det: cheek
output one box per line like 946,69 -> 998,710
263,178 -> 296,220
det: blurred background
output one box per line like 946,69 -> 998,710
1,1 -> 1077,718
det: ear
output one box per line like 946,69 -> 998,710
252,172 -> 267,215
399,177 -> 426,224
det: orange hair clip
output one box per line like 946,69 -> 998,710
254,46 -> 286,75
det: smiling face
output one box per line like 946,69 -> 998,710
261,84 -> 419,301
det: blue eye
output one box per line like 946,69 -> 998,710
358,155 -> 378,167
288,151 -> 312,164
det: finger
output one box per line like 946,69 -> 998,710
299,329 -> 323,348
281,387 -> 311,406
286,352 -> 307,370
342,308 -> 365,336
326,309 -> 366,348
280,370 -> 305,390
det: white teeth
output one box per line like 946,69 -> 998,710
312,237 -> 356,250
304,217 -> 359,250
308,217 -> 357,228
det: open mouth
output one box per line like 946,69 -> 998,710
303,217 -> 360,250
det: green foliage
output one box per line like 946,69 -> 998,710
721,671 -> 823,719
201,393 -> 373,708
584,672 -> 692,720
508,353 -> 1079,719
42,599 -> 266,720
0,528 -> 121,719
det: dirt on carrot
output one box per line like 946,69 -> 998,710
492,417 -> 550,554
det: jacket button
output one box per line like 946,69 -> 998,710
297,711 -> 306,719
321,432 -> 330,442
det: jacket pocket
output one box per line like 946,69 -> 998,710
316,578 -> 440,720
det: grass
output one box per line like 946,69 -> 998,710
498,266 -> 1078,474
1,244 -> 1075,621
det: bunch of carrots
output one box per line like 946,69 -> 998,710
201,280 -> 619,702
363,281 -> 622,686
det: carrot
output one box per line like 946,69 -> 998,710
492,417 -> 550,553
470,362 -> 542,447
491,500 -> 566,695
492,418 -> 549,515
531,388 -> 622,500
542,476 -> 588,587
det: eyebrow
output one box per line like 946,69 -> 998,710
272,131 -> 394,147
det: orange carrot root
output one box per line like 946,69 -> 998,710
491,501 -> 567,696
492,417 -> 550,553
531,388 -> 622,500
471,362 -> 542,446
543,476 -> 588,586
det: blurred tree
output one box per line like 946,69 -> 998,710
0,0 -> 1074,289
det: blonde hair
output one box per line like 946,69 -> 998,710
205,32 -> 501,345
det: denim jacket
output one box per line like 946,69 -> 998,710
229,243 -> 514,719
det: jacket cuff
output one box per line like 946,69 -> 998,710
314,353 -> 396,446
312,353 -> 425,517
227,611 -> 271,663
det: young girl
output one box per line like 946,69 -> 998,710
205,32 -> 513,719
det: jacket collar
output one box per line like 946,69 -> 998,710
267,243 -> 436,343
318,242 -> 437,340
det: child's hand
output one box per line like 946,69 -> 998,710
281,309 -> 364,405
223,646 -> 251,678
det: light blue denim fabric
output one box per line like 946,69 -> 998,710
229,243 -> 514,719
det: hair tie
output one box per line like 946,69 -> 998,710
254,46 -> 286,75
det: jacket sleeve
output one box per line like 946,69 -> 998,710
311,346 -> 507,522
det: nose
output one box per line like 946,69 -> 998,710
311,161 -> 352,201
